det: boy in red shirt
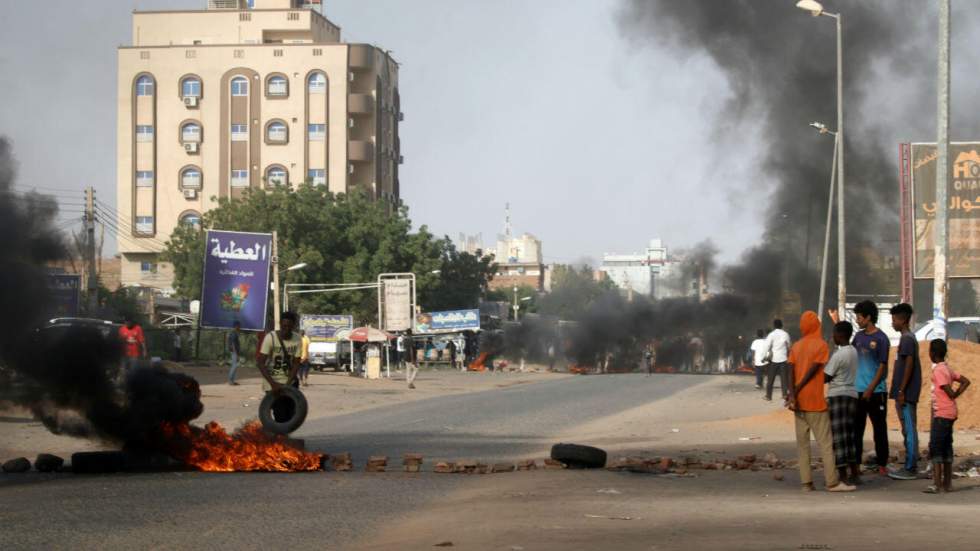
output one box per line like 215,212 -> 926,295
118,315 -> 147,369
925,339 -> 970,493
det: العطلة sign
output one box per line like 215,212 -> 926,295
382,278 -> 412,332
911,142 -> 980,278
199,230 -> 273,331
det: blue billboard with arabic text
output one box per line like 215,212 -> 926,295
415,309 -> 480,334
200,230 -> 272,331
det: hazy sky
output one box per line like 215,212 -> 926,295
0,0 -> 766,263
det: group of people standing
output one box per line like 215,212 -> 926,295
749,301 -> 971,493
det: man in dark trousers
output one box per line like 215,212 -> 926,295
850,300 -> 890,476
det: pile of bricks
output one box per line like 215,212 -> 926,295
403,453 -> 424,473
607,452 -> 791,475
366,456 -> 388,472
543,458 -> 566,470
329,452 -> 353,472
517,459 -> 538,471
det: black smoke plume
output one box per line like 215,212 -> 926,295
0,137 -> 203,447
617,0 -> 980,317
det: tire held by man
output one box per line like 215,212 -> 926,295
258,386 -> 309,435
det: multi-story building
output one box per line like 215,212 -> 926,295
116,0 -> 402,291
489,232 -> 545,292
599,238 -> 678,298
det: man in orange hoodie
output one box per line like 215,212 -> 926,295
787,311 -> 856,492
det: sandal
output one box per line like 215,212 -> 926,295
922,485 -> 940,494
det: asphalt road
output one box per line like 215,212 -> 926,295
300,373 -> 703,462
0,374 -> 705,550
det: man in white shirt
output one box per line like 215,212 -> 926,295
396,334 -> 407,370
750,329 -> 770,390
764,319 -> 791,401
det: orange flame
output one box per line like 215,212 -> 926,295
160,420 -> 324,472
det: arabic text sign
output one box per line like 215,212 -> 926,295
301,315 -> 353,342
200,230 -> 272,330
911,143 -> 980,278
382,278 -> 412,332
415,309 -> 480,334
47,274 -> 81,317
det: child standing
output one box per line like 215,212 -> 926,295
925,339 -> 971,493
889,303 -> 923,480
824,321 -> 861,485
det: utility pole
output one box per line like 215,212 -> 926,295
933,0 -> 951,339
817,133 -> 839,322
84,187 -> 98,314
834,11 -> 846,317
272,230 -> 281,329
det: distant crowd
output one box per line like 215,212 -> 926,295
748,301 -> 970,493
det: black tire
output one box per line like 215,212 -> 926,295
258,386 -> 309,435
550,443 -> 607,469
72,451 -> 126,474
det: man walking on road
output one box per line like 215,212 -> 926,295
764,319 -> 791,401
787,311 -> 855,493
889,303 -> 922,480
750,329 -> 770,390
227,321 -> 241,385
850,300 -> 890,476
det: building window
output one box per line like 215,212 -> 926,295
266,121 -> 287,143
231,124 -> 249,141
307,72 -> 326,93
181,122 -> 202,143
308,169 -> 325,186
181,77 -> 202,98
231,76 -> 248,96
266,166 -> 288,187
231,169 -> 249,188
136,170 -> 154,188
179,213 -> 201,228
267,75 -> 288,96
136,75 -> 154,96
180,167 -> 202,189
135,216 -> 154,234
140,260 -> 157,272
308,124 -> 326,141
136,125 -> 154,142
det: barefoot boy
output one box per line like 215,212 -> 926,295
925,339 -> 970,493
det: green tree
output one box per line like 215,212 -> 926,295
537,265 -> 617,320
162,186 -> 495,324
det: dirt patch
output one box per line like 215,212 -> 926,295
887,340 -> 980,430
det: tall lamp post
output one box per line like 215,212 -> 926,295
797,0 -> 846,315
809,122 -> 838,323
934,0 -> 950,340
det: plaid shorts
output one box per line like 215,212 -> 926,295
827,395 -> 859,467
929,416 -> 955,464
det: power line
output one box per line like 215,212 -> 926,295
94,204 -> 171,250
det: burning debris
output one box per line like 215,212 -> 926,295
0,137 -> 320,473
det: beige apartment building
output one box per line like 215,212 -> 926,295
116,0 -> 401,291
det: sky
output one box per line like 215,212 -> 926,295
0,0 -> 772,264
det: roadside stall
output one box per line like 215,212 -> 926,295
412,309 -> 481,370
336,326 -> 394,379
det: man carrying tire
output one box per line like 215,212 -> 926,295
258,311 -> 302,392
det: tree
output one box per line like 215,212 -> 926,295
537,265 -> 617,320
162,186 -> 495,324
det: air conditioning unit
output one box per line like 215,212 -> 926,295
183,96 -> 199,107
398,155 -> 404,165
183,189 -> 198,199
348,118 -> 354,129
348,163 -> 354,175
184,142 -> 199,153
398,112 -> 404,122
348,71 -> 355,82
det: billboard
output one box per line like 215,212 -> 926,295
911,142 -> 980,278
301,315 -> 353,342
382,278 -> 413,332
47,274 -> 81,317
415,309 -> 480,334
200,230 -> 272,331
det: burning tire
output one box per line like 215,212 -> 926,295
258,386 -> 308,435
550,443 -> 607,469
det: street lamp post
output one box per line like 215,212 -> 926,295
810,122 -> 838,323
934,0 -> 951,340
797,0 -> 846,315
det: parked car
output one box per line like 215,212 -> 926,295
914,317 -> 980,343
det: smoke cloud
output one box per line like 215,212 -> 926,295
0,136 -> 203,448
